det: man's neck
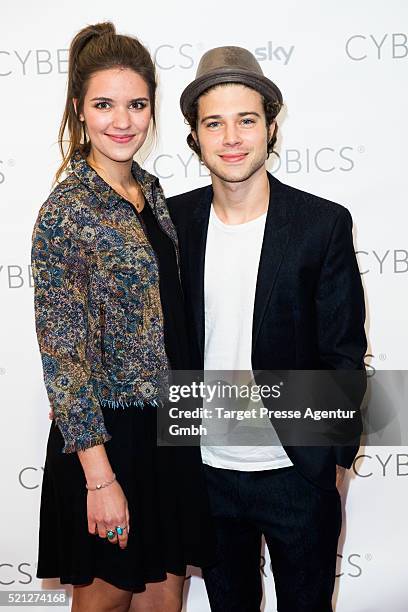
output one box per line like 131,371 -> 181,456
211,166 -> 270,225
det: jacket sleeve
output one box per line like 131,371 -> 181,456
31,197 -> 111,453
315,208 -> 367,468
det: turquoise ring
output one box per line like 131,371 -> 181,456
107,530 -> 115,540
116,526 -> 125,536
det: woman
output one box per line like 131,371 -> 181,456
32,22 -> 214,612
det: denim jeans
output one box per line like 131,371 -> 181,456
202,464 -> 341,612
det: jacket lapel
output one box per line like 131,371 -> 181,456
188,185 -> 213,363
189,175 -> 295,363
252,173 -> 295,353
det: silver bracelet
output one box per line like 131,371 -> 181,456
86,473 -> 116,491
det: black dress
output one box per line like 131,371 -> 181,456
36,202 -> 215,592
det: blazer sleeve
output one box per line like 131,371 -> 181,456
315,208 -> 367,468
31,198 -> 111,453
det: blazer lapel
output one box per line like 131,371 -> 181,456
188,185 -> 213,363
252,173 -> 295,352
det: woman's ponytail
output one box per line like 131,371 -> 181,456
55,22 -> 156,183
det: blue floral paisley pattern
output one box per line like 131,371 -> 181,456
32,151 -> 179,453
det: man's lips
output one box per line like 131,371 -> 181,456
106,134 -> 135,144
219,153 -> 248,162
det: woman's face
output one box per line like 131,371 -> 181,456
78,67 -> 151,165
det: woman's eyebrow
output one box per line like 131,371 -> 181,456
90,96 -> 114,102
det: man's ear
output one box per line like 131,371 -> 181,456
267,120 -> 276,142
73,98 -> 84,122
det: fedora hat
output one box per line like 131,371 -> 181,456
180,45 -> 283,116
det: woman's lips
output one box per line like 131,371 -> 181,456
219,153 -> 248,163
106,134 -> 135,144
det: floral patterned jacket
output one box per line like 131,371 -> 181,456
32,152 -> 179,453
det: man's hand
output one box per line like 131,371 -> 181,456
336,465 -> 346,490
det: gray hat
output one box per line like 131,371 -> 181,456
180,45 -> 283,117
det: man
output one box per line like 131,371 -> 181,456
167,47 -> 367,612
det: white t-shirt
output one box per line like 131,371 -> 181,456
202,206 -> 293,471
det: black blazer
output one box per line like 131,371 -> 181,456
167,172 -> 367,489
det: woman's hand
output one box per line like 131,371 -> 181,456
77,444 -> 129,549
87,479 -> 130,549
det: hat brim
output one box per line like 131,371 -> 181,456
180,67 -> 283,117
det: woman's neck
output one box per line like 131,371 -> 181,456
87,149 -> 134,191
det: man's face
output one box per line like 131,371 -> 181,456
193,84 -> 274,184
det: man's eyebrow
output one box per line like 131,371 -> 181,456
200,114 -> 222,124
200,111 -> 261,124
237,111 -> 261,118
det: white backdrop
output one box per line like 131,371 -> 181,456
1,1 -> 407,610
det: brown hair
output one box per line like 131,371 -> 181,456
56,22 -> 156,182
183,83 -> 282,160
